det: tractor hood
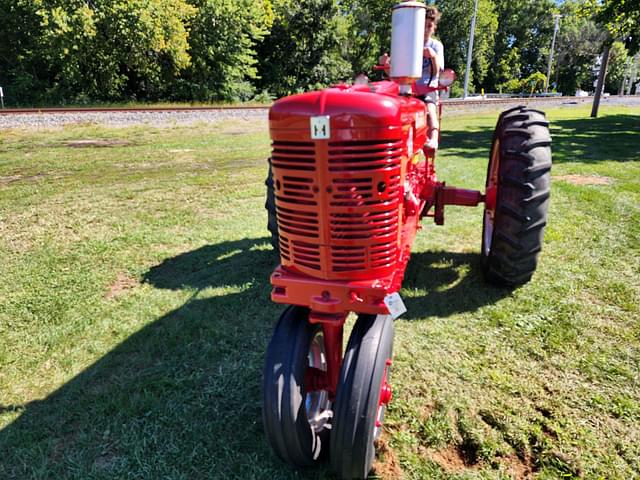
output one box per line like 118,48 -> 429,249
269,81 -> 424,138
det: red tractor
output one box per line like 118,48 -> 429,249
261,3 -> 551,478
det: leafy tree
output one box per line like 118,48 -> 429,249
0,0 -> 196,104
485,0 -> 556,92
605,41 -> 629,92
338,0 -> 395,76
0,1 -> 49,103
436,0 -> 498,93
178,0 -> 273,102
256,0 -> 352,98
554,1 -> 606,95
495,47 -> 522,92
595,0 -> 640,53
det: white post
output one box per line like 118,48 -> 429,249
0,87 -> 4,109
463,0 -> 478,99
545,15 -> 561,93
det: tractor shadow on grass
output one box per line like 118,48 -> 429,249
0,237 -> 324,479
0,238 -> 509,479
402,250 -> 512,320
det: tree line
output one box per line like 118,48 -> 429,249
0,0 -> 637,106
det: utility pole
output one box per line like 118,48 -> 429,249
463,0 -> 479,99
591,44 -> 611,118
544,15 -> 561,93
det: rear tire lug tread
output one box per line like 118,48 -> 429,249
499,204 -> 530,222
522,140 -> 552,151
495,231 -> 523,250
521,190 -> 550,204
501,175 -> 534,191
525,162 -> 552,173
522,120 -> 550,128
508,245 -> 543,260
520,218 -> 547,234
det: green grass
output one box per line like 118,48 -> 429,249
1,105 -> 638,479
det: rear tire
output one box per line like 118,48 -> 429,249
330,314 -> 395,479
262,306 -> 331,467
265,160 -> 279,255
482,106 -> 552,286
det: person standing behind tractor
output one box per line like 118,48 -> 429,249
378,5 -> 444,150
416,5 -> 444,150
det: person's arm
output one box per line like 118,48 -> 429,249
423,45 -> 442,74
430,41 -> 444,73
436,41 -> 444,72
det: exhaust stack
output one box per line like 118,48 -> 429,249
390,1 -> 426,92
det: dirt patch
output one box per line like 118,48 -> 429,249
50,432 -> 78,463
223,130 -> 250,136
418,402 -> 436,419
498,453 -> 535,479
65,139 -> 131,148
167,149 -> 195,153
94,452 -> 120,470
106,273 -> 138,299
428,445 -> 478,472
555,174 -> 612,185
0,173 -> 46,185
373,435 -> 404,479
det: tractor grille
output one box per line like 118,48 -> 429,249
327,140 -> 401,274
328,140 -> 403,172
271,141 -> 315,171
271,138 -> 402,279
279,234 -> 321,271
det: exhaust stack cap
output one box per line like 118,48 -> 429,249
390,1 -> 426,85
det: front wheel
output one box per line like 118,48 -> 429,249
330,314 -> 395,479
262,306 -> 332,466
482,106 -> 552,286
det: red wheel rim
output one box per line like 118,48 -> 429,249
374,359 -> 393,439
484,139 -> 500,255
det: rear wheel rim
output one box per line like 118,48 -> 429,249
305,330 -> 331,433
484,138 -> 500,256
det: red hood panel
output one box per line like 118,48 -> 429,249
270,81 -> 422,132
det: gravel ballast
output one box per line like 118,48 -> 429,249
1,96 -> 639,130
0,108 -> 269,130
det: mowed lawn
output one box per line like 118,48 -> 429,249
0,105 -> 638,479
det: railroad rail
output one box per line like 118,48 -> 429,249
0,95 -> 632,115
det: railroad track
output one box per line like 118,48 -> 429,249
0,95 -> 627,115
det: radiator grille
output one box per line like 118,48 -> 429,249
328,140 -> 403,172
327,139 -> 402,273
271,141 -> 315,171
276,205 -> 319,239
271,137 -> 402,278
331,245 -> 366,272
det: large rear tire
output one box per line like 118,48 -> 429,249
265,160 -> 279,254
482,106 -> 552,286
262,306 -> 332,467
330,314 -> 395,479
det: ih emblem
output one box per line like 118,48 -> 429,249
310,116 -> 331,139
